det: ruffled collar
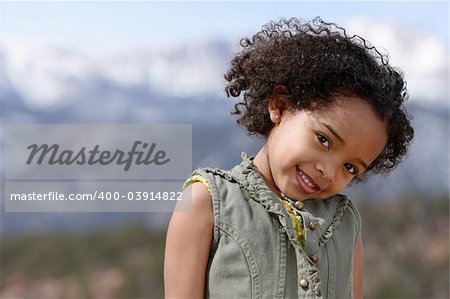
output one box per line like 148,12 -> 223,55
237,152 -> 292,214
234,152 -> 349,248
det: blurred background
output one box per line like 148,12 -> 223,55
0,1 -> 448,298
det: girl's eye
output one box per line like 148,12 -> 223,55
344,163 -> 358,175
316,133 -> 330,149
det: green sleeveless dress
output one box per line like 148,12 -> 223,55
185,153 -> 361,299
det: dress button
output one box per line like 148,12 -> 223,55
299,278 -> 309,288
309,220 -> 318,230
294,200 -> 304,210
310,255 -> 319,264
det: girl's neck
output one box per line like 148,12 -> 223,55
252,147 -> 283,198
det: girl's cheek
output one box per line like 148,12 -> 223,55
338,177 -> 352,190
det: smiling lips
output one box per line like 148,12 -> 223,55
296,166 -> 320,194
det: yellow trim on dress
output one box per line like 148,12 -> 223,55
182,174 -> 212,194
280,200 -> 306,248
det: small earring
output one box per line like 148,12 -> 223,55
271,114 -> 281,124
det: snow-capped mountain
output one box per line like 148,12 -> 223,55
0,39 -> 233,110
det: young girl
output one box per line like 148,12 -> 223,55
164,17 -> 414,299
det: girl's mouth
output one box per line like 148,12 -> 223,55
296,166 -> 320,194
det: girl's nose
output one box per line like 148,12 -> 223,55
315,162 -> 337,183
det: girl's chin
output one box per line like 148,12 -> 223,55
282,191 -> 307,202
294,191 -> 325,201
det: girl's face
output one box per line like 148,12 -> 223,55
254,95 -> 388,201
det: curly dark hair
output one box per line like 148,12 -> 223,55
224,17 -> 414,181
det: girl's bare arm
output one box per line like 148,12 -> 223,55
164,182 -> 214,299
353,233 -> 364,299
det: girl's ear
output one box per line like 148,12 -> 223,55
268,86 -> 289,124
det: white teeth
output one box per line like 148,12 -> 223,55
300,171 -> 315,188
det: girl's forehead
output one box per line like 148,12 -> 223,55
307,96 -> 381,120
305,98 -> 387,158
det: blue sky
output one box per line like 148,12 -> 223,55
0,1 -> 448,53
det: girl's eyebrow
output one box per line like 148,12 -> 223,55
321,122 -> 345,144
321,122 -> 370,170
356,159 -> 369,171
